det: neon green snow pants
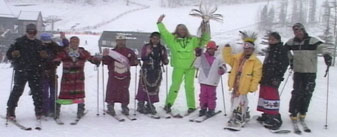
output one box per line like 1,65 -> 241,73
165,68 -> 196,109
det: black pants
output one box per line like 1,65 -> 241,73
289,72 -> 316,116
7,70 -> 43,116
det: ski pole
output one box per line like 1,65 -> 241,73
133,61 -> 139,116
280,69 -> 293,96
6,69 -> 15,126
195,69 -> 199,78
324,66 -> 330,129
102,64 -> 106,115
96,65 -> 100,116
161,64 -> 165,73
54,72 -> 59,119
165,65 -> 168,97
220,76 -> 227,116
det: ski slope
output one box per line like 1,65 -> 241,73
1,0 -> 337,137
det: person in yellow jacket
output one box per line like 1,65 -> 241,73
222,31 -> 262,128
156,14 -> 210,114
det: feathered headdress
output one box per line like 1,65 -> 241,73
239,31 -> 258,48
189,0 -> 223,37
239,31 -> 258,43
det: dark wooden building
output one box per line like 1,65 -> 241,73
98,31 -> 153,56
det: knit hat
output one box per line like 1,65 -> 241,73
292,23 -> 306,32
26,24 -> 37,32
150,32 -> 160,38
206,41 -> 217,49
269,32 -> 281,41
40,33 -> 53,42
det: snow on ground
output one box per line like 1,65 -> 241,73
1,0 -> 337,137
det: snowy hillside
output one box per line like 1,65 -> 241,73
1,0 -> 337,137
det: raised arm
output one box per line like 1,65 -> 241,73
157,15 -> 174,49
195,32 -> 211,48
222,44 -> 235,67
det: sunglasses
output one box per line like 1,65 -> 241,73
27,30 -> 37,35
292,27 -> 302,31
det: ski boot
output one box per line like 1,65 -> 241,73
6,107 -> 16,121
264,114 -> 282,130
199,109 -> 207,117
163,104 -> 172,113
230,108 -> 246,127
206,109 -> 215,118
244,108 -> 251,121
54,104 -> 61,119
77,103 -> 85,118
137,101 -> 147,114
257,113 -> 268,124
121,105 -> 129,116
227,116 -> 240,127
107,103 -> 116,116
146,103 -> 157,115
187,108 -> 196,114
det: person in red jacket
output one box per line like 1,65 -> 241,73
54,36 -> 100,119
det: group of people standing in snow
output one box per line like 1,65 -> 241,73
4,14 -> 332,131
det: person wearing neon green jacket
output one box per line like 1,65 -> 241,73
157,15 -> 210,113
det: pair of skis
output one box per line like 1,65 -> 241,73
189,110 -> 222,123
54,111 -> 89,125
224,115 -> 291,134
163,108 -> 222,123
105,111 -> 137,122
1,115 -> 42,131
223,119 -> 250,132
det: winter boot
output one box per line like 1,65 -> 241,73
107,103 -> 116,116
137,101 -> 147,114
146,103 -> 157,115
163,104 -> 172,113
245,108 -> 251,121
199,109 -> 207,117
121,105 -> 129,115
257,113 -> 268,124
206,109 -> 215,118
187,108 -> 196,114
227,115 -> 240,127
233,108 -> 243,122
6,107 -> 16,120
77,103 -> 85,118
54,104 -> 61,119
264,114 -> 282,130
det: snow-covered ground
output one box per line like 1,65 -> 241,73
1,0 -> 337,137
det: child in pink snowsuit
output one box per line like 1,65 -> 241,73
194,41 -> 226,117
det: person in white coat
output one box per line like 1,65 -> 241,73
194,41 -> 226,117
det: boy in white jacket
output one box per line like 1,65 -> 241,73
194,41 -> 226,117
